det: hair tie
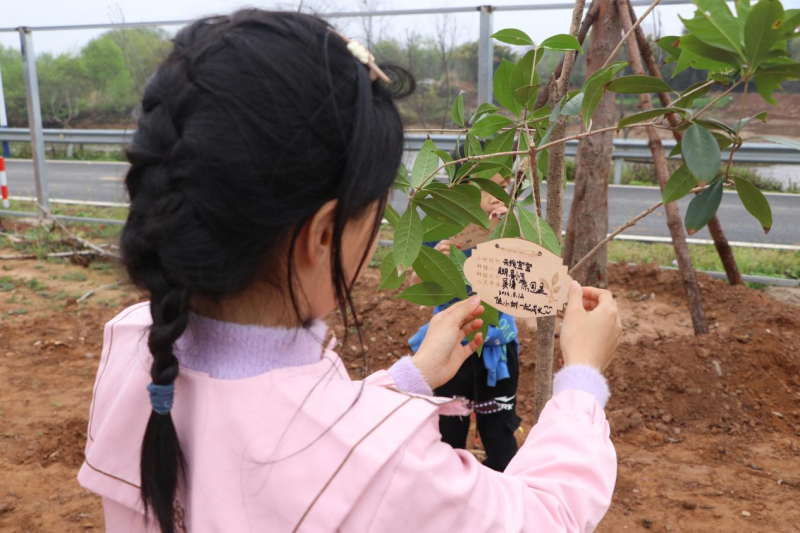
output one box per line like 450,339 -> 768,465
147,382 -> 175,415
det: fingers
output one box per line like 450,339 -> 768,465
438,295 -> 483,323
459,318 -> 483,339
463,331 -> 484,355
565,280 -> 586,319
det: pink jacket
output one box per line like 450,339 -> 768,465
78,303 -> 617,532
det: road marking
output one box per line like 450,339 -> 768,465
100,176 -> 124,181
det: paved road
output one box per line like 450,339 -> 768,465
5,159 -> 799,246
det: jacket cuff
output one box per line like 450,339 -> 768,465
553,365 -> 610,409
388,356 -> 433,396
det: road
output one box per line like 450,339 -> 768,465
5,159 -> 799,246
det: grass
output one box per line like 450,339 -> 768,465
374,225 -> 799,280
2,200 -> 128,221
607,240 -> 800,279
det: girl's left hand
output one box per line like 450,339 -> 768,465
490,206 -> 508,219
412,296 -> 485,390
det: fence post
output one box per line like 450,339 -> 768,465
613,158 -> 623,185
19,27 -> 49,214
477,5 -> 494,105
0,59 -> 10,158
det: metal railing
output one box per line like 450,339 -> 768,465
0,1 -> 703,214
2,128 -> 797,187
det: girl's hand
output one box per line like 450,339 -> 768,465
489,206 -> 508,219
433,239 -> 452,257
412,296 -> 485,390
560,281 -> 622,372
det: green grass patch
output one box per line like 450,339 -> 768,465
2,200 -> 128,221
608,240 -> 799,279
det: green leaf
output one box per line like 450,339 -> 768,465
518,208 -> 561,255
560,92 -> 584,116
493,59 -> 523,115
745,0 -> 785,70
682,123 -> 721,181
455,183 -> 482,205
735,111 -> 768,133
455,161 -> 510,182
541,34 -> 584,53
581,61 -> 628,129
428,188 -> 491,229
681,1 -> 744,55
422,215 -> 462,241
489,209 -> 521,239
379,252 -> 407,291
396,282 -> 453,306
606,75 -> 673,94
449,244 -> 469,285
694,117 -> 736,135
678,33 -> 742,65
657,36 -> 683,61
514,49 -> 543,88
736,0 -> 751,23
514,84 -> 540,107
470,103 -> 499,125
618,107 -> 686,131
393,207 -> 423,272
684,179 -> 724,235
470,177 -> 511,205
451,91 -> 465,128
469,114 -> 515,138
734,176 -> 772,233
669,142 -> 683,158
384,204 -> 400,228
472,303 -> 500,356
418,197 -> 468,227
467,133 -> 484,156
754,61 -> 800,78
672,80 -> 712,107
491,28 -> 534,46
758,134 -> 800,151
754,73 -> 782,104
414,245 -> 468,300
411,139 -> 441,188
479,128 -> 517,175
434,149 -> 455,181
663,165 -> 698,204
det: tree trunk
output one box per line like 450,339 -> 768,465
563,0 -> 622,287
617,0 -> 709,335
626,0 -> 744,286
533,0 -> 587,425
535,1 -> 600,111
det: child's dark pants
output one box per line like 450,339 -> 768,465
434,343 -> 521,472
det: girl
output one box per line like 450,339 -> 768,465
79,10 -> 622,533
407,170 -> 523,472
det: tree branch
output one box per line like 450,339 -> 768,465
602,0 -> 663,69
37,204 -> 122,260
569,183 -> 710,275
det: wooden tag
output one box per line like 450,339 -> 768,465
450,216 -> 501,250
463,238 -> 571,318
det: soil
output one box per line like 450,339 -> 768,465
1,250 -> 799,532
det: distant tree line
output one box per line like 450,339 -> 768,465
1,27 -> 798,129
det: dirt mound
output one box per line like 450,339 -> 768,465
1,257 -> 799,532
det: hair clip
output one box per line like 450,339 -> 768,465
328,27 -> 391,85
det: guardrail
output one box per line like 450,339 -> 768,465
3,129 -> 798,185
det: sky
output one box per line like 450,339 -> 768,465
0,0 -> 738,56
1,0 -> 799,57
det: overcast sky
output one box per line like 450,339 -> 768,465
2,0 -> 799,56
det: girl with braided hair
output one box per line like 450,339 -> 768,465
79,9 -> 621,533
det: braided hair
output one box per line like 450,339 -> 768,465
120,10 -> 411,532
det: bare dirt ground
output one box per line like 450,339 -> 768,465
1,245 -> 799,531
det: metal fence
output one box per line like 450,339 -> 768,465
0,1 -> 703,214
2,128 -> 798,187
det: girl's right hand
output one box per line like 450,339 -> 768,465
559,281 -> 622,372
412,296 -> 484,390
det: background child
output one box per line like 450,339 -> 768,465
78,10 -> 621,533
407,170 -> 523,472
